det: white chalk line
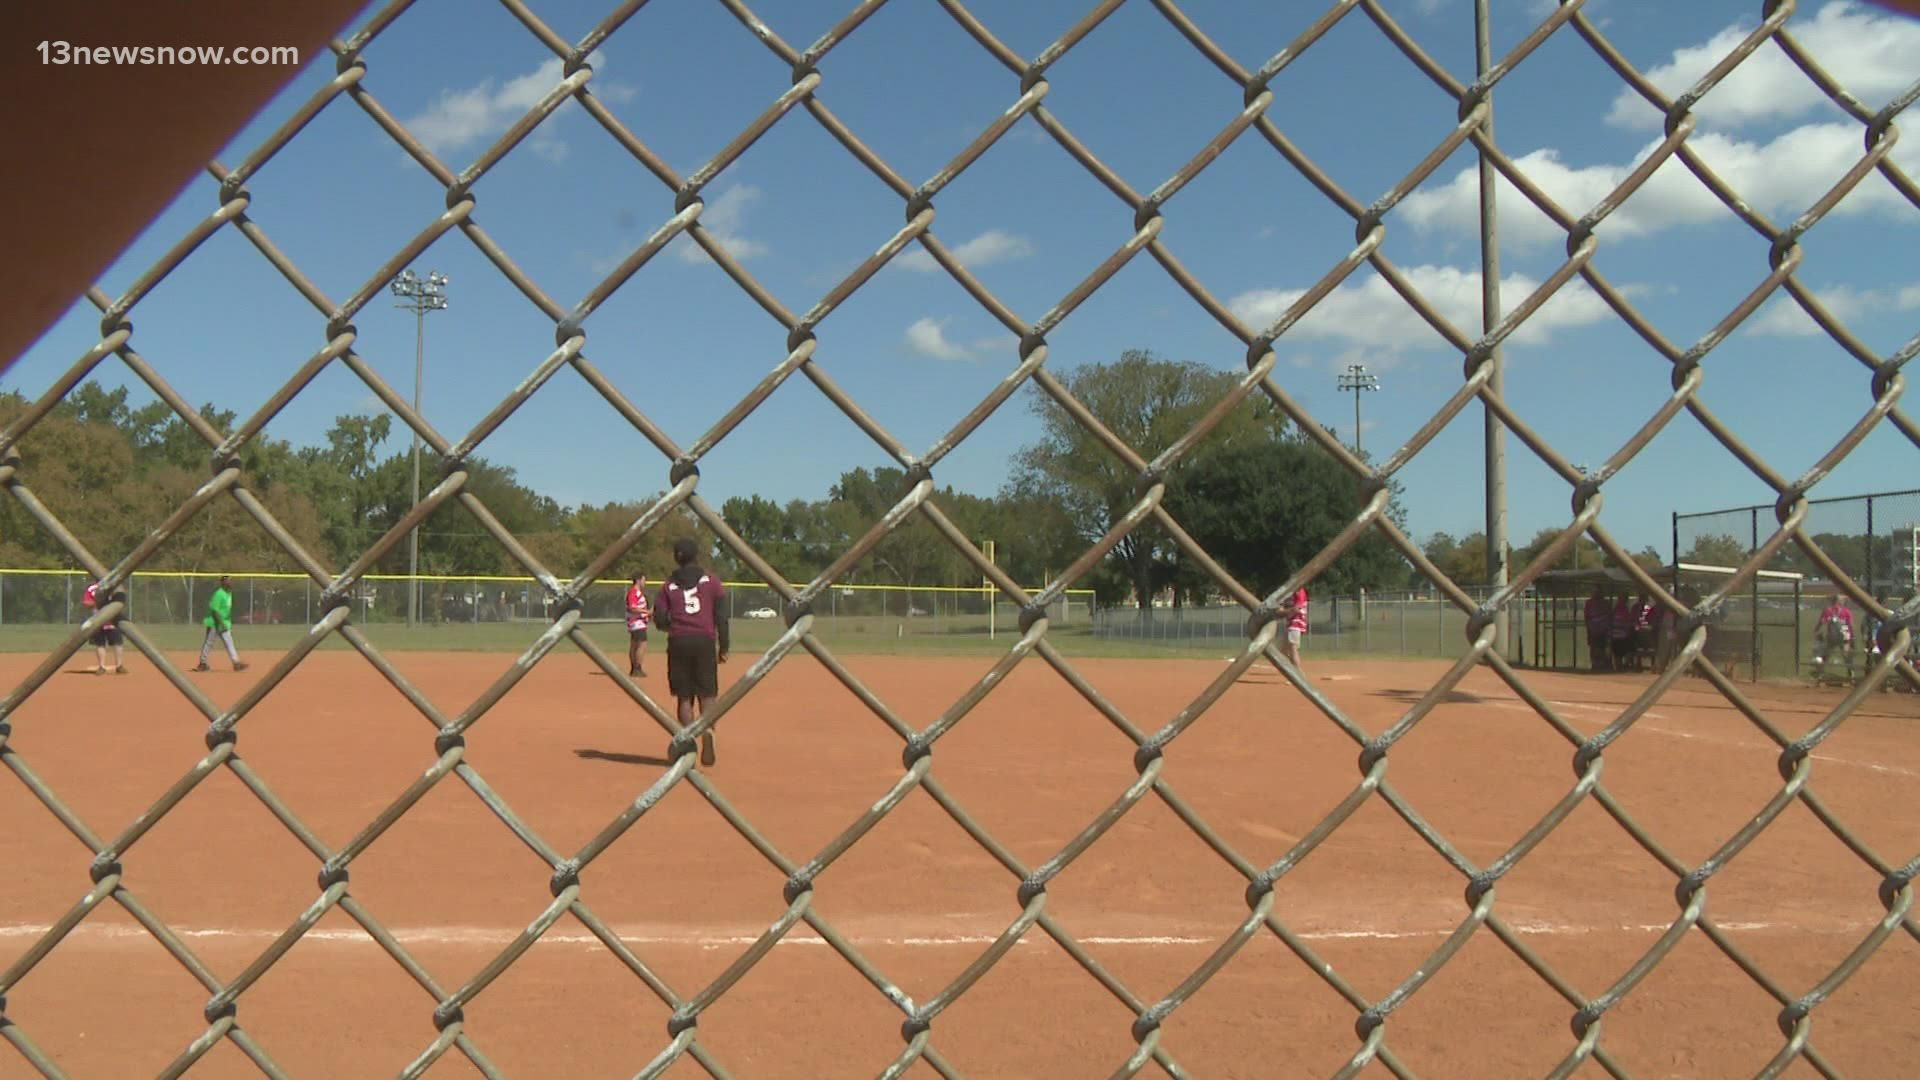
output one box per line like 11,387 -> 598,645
1503,701 -> 1920,779
0,918 -> 1856,952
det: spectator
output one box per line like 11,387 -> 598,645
1610,592 -> 1636,673
1584,585 -> 1612,672
1632,591 -> 1657,672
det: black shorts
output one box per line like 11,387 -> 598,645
90,626 -> 123,647
628,626 -> 648,642
666,636 -> 718,700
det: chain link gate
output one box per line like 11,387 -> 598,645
2,0 -> 1917,1076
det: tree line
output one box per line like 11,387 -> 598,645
0,351 -> 1724,609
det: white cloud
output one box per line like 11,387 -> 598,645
1401,122 -> 1920,249
1228,264 -> 1618,354
676,184 -> 768,264
895,229 -> 1034,272
1746,282 -> 1920,337
1606,1 -> 1920,130
905,317 -> 973,361
404,51 -> 632,162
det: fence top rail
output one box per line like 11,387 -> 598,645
1674,488 -> 1920,521
0,567 -> 1095,595
1674,562 -> 1806,581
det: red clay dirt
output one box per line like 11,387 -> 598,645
2,646 -> 1917,1078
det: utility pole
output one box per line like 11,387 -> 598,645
1336,363 -> 1381,455
389,268 -> 448,627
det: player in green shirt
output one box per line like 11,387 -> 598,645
194,575 -> 250,672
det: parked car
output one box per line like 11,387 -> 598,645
234,609 -> 284,625
744,606 -> 778,619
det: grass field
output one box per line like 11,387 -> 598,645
0,616 -> 1181,661
0,599 -> 1899,682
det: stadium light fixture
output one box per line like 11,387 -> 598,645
390,269 -> 449,627
1336,362 -> 1381,455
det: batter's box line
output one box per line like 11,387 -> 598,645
0,919 -> 1869,951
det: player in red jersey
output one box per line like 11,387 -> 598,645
81,579 -> 128,675
653,538 -> 729,766
625,570 -> 651,677
1279,585 -> 1308,669
1813,593 -> 1855,684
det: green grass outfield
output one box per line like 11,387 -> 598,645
0,605 -> 1856,674
0,617 -> 1255,662
0,613 -> 1508,664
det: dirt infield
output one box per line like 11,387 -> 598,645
3,647 -> 1917,1077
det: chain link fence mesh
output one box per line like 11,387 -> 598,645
1678,489 -> 1920,679
2,0 -> 1918,1076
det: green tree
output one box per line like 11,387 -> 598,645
1513,526 -> 1603,577
1420,531 -> 1488,588
1682,532 -> 1749,568
1007,350 -> 1279,613
1166,433 -> 1407,598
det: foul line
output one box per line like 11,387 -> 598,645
1496,700 -> 1920,779
0,918 -> 1857,951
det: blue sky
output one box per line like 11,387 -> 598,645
6,0 -> 1917,564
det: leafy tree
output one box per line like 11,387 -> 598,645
1420,532 -> 1488,588
1513,526 -> 1603,577
1167,433 -> 1407,598
1682,532 -> 1749,568
1007,350 -> 1278,612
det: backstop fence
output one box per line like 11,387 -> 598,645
1,1 -> 1915,1077
1677,489 -> 1920,679
1676,489 -> 1920,603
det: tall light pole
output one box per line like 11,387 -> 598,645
1336,362 -> 1381,456
390,268 -> 448,627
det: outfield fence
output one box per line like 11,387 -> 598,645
1091,589 -> 1508,662
0,568 -> 1090,638
1,1 -> 1916,1077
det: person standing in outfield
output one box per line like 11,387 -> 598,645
1812,592 -> 1854,684
1279,584 -> 1308,668
653,538 -> 728,767
625,569 -> 652,677
81,578 -> 128,675
195,575 -> 250,673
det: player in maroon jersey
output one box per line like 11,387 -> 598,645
653,537 -> 729,766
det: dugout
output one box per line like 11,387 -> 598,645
1526,563 -> 1804,680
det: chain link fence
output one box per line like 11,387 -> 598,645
1090,588 -> 1508,662
2,0 -> 1917,1076
1678,488 -> 1920,679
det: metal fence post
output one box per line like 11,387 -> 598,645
1751,507 -> 1761,682
1866,494 -> 1875,595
